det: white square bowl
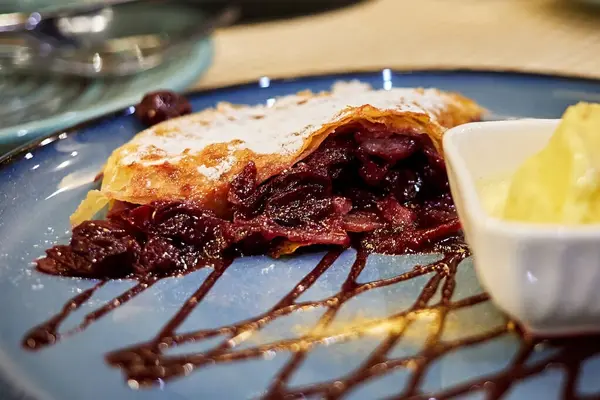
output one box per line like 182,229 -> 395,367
443,119 -> 600,336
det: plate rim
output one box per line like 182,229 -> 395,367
2,67 -> 600,170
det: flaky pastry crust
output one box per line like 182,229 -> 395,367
71,82 -> 484,225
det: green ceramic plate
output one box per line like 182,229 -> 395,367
0,39 -> 212,152
0,1 -> 215,153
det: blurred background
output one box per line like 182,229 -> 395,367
0,0 -> 599,151
199,0 -> 600,87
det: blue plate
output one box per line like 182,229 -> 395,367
1,71 -> 600,400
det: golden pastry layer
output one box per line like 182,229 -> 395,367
72,81 -> 484,225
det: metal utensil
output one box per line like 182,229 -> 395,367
0,1 -> 238,77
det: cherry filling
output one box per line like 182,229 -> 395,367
135,91 -> 192,127
37,128 -> 461,279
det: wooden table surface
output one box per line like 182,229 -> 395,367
193,0 -> 600,89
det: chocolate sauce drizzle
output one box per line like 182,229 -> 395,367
22,240 -> 600,399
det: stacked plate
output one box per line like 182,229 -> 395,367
0,0 -> 220,152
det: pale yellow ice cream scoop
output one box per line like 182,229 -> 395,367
503,102 -> 600,224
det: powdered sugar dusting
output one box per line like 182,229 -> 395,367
121,81 -> 454,179
197,154 -> 237,180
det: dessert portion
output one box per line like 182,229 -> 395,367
37,82 -> 484,279
447,106 -> 600,337
480,102 -> 600,224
